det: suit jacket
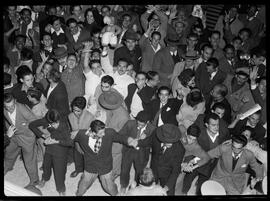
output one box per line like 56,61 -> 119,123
208,144 -> 264,194
218,57 -> 237,75
147,98 -> 183,126
152,47 -> 181,87
45,81 -> 70,117
65,28 -> 91,53
196,126 -> 230,177
138,130 -> 185,192
4,103 -> 37,145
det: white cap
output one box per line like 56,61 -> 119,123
201,180 -> 226,195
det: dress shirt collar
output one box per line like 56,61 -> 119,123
207,130 -> 219,143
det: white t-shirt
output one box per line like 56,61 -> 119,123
84,70 -> 104,99
112,72 -> 135,99
130,88 -> 144,117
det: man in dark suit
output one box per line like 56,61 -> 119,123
182,112 -> 230,195
219,44 -> 238,75
45,68 -> 70,118
146,86 -> 182,127
136,124 -> 185,195
119,111 -> 155,194
195,57 -> 227,104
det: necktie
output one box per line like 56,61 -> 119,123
94,137 -> 102,153
161,145 -> 167,154
232,155 -> 239,171
153,103 -> 164,126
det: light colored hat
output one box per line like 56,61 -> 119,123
201,180 -> 226,195
98,91 -> 123,110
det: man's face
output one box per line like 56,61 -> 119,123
48,7 -> 57,16
15,37 -> 26,51
242,130 -> 252,141
101,82 -> 111,92
136,74 -> 146,88
42,63 -> 52,77
125,39 -> 136,51
211,85 -> 223,101
91,52 -> 100,60
117,61 -> 128,75
51,121 -> 60,129
86,11 -> 94,24
4,99 -> 16,113
232,39 -> 242,50
202,47 -> 213,61
187,36 -> 198,48
21,74 -> 34,88
53,19 -> 61,32
91,62 -> 102,76
224,48 -> 235,60
206,118 -> 219,134
251,55 -> 266,66
122,15 -> 131,28
187,135 -> 197,144
137,120 -> 147,130
151,33 -> 161,47
42,35 -> 53,47
258,79 -> 266,94
67,55 -> 77,69
235,74 -> 248,85
247,113 -> 260,127
239,31 -> 249,42
92,33 -> 100,44
185,59 -> 195,68
150,75 -> 160,87
96,129 -> 105,138
57,56 -> 67,67
193,27 -> 203,36
72,106 -> 83,118
21,10 -> 31,25
206,64 -> 216,74
229,7 -> 238,19
158,89 -> 169,104
101,7 -> 110,17
210,33 -> 220,47
69,22 -> 79,35
73,6 -> 81,16
213,108 -> 225,119
175,22 -> 185,35
232,141 -> 244,155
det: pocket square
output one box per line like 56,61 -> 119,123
241,164 -> 247,168
166,107 -> 171,112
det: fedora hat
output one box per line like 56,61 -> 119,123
156,124 -> 182,143
183,50 -> 200,60
164,30 -> 182,47
123,29 -> 139,41
53,47 -> 68,59
136,111 -> 151,123
98,91 -> 123,110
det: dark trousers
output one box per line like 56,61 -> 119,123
73,147 -> 84,173
120,149 -> 145,188
42,152 -> 67,193
159,175 -> 176,195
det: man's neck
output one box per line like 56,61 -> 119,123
50,82 -> 57,88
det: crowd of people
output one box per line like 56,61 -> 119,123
3,4 -> 267,196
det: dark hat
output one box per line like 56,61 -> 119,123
98,91 -> 123,110
53,47 -> 68,59
123,29 -> 139,41
157,124 -> 182,143
183,50 -> 200,60
164,30 -> 182,47
136,111 -> 151,123
187,124 -> 201,138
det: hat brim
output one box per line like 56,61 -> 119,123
53,52 -> 68,59
165,38 -> 182,46
183,55 -> 200,60
98,92 -> 123,110
156,126 -> 181,143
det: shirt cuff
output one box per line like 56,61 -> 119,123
251,84 -> 257,90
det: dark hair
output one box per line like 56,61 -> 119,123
17,66 -> 33,80
84,8 -> 94,20
90,59 -> 101,69
15,34 -> 27,42
136,71 -> 147,78
212,102 -> 226,111
240,126 -> 254,136
46,109 -> 60,123
91,28 -> 102,36
146,71 -> 159,80
178,69 -> 195,87
232,36 -> 242,43
101,75 -> 114,86
50,15 -> 61,25
214,84 -> 228,97
20,8 -> 32,16
206,57 -> 219,69
204,112 -> 220,125
67,53 -> 77,60
117,58 -> 129,65
151,31 -> 161,39
70,5 -> 81,14
122,13 -> 132,20
236,70 -> 249,78
3,56 -> 10,66
4,73 -> 12,86
45,6 -> 56,14
48,68 -> 61,83
158,86 -> 170,95
201,43 -> 213,52
223,44 -> 235,52
139,168 -> 155,186
256,76 -> 266,84
186,88 -> 203,107
90,120 -> 106,133
187,33 -> 199,40
71,96 -> 87,110
251,48 -> 266,58
239,28 -> 252,38
41,32 -> 52,40
66,18 -> 77,27
4,93 -> 14,103
91,48 -> 101,55
252,110 -> 262,116
187,124 -> 201,138
27,87 -> 42,101
231,134 -> 248,147
21,48 -> 33,61
211,30 -> 221,38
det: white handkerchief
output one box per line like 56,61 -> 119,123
166,107 -> 171,112
241,164 -> 247,168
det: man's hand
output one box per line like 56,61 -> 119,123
44,137 -> 59,145
7,125 -> 17,138
127,137 -> 138,148
82,41 -> 94,52
162,185 -> 169,194
28,29 -> 35,38
40,51 -> 49,63
181,162 -> 194,172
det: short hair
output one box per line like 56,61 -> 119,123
201,43 -> 213,52
214,83 -> 228,97
4,73 -> 12,86
187,33 -> 199,40
178,69 -> 195,87
41,31 -> 52,40
240,126 -> 254,136
122,13 -> 132,20
48,68 -> 61,83
67,53 -> 77,60
231,134 -> 248,147
45,6 -> 56,14
91,48 -> 101,55
101,75 -> 114,86
146,71 -> 159,80
46,109 -> 60,123
211,30 -> 221,38
136,71 -> 147,78
3,56 -> 10,66
70,5 -> 81,14
91,28 -> 102,36
204,112 -> 220,125
21,47 -> 33,60
139,168 -> 155,186
66,18 -> 77,27
18,66 -> 33,80
223,44 -> 235,52
158,86 -> 170,95
50,15 -> 61,25
235,70 -> 249,78
71,96 -> 87,110
20,8 -> 32,16
212,102 -> 226,111
4,93 -> 14,103
187,124 -> 201,138
239,28 -> 252,38
117,58 -> 129,65
27,87 -> 42,101
251,48 -> 266,58
186,88 -> 203,107
84,8 -> 94,19
15,34 -> 27,42
151,31 -> 161,39
206,57 -> 219,68
90,120 -> 106,133
90,59 -> 101,69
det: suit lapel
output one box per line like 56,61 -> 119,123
233,151 -> 246,172
165,48 -> 174,67
4,110 -> 13,126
